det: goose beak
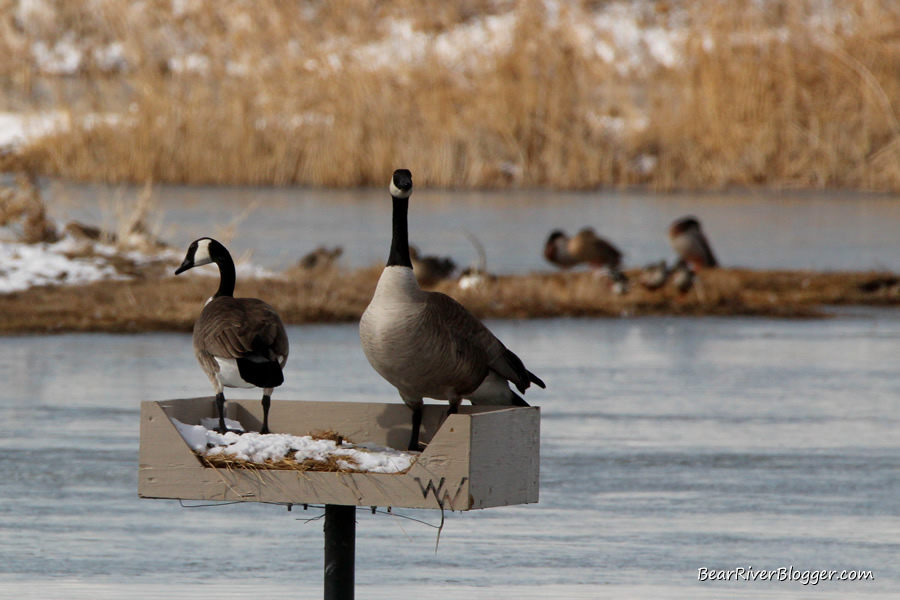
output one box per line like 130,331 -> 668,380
174,257 -> 193,275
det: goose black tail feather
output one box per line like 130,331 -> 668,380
512,392 -> 530,407
236,357 -> 284,388
503,348 -> 544,394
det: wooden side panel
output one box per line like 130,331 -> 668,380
468,406 -> 540,509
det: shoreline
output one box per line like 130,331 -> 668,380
1,267 -> 897,335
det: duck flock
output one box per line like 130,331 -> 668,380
543,215 -> 718,295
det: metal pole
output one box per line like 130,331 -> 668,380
324,504 -> 356,600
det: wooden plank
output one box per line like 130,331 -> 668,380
468,407 -> 541,509
138,398 -> 540,511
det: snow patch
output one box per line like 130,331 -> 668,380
0,111 -> 131,150
172,418 -> 416,474
0,237 -> 127,294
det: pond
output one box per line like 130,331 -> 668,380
0,312 -> 898,598
44,182 -> 900,274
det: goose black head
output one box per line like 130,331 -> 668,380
175,237 -> 226,275
390,169 -> 413,199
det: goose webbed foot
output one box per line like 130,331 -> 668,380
214,426 -> 245,435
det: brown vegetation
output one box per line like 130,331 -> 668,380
0,170 -> 57,243
0,266 -> 897,334
4,0 -> 900,191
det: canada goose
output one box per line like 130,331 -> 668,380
360,170 -> 545,451
409,244 -> 457,287
175,237 -> 289,434
544,227 -> 629,293
669,216 -> 718,269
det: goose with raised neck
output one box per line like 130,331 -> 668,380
360,170 -> 545,451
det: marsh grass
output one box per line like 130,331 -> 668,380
7,0 -> 899,191
643,0 -> 900,191
0,171 -> 58,243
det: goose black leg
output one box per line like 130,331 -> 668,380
408,407 -> 422,451
215,392 -> 227,434
260,394 -> 272,435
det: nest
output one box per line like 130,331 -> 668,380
196,429 -> 412,474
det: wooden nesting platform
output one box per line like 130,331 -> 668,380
138,397 -> 540,511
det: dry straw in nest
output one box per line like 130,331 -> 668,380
200,453 -> 360,474
196,429 -> 412,475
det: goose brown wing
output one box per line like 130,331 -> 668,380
242,299 -> 290,361
196,298 -> 288,361
425,292 -> 539,394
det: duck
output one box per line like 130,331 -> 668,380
409,244 -> 457,287
670,259 -> 695,294
359,170 -> 545,451
544,227 -> 623,269
639,260 -> 670,291
175,237 -> 289,434
297,245 -> 343,270
544,227 -> 629,293
668,216 -> 718,270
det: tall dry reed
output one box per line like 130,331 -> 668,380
641,0 -> 900,191
7,0 -> 900,191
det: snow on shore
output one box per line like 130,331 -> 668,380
0,235 -> 128,294
0,231 -> 273,294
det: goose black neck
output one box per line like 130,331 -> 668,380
213,253 -> 236,298
386,196 -> 412,268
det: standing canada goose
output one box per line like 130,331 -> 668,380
175,237 -> 289,434
669,216 -> 718,270
360,170 -> 545,451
